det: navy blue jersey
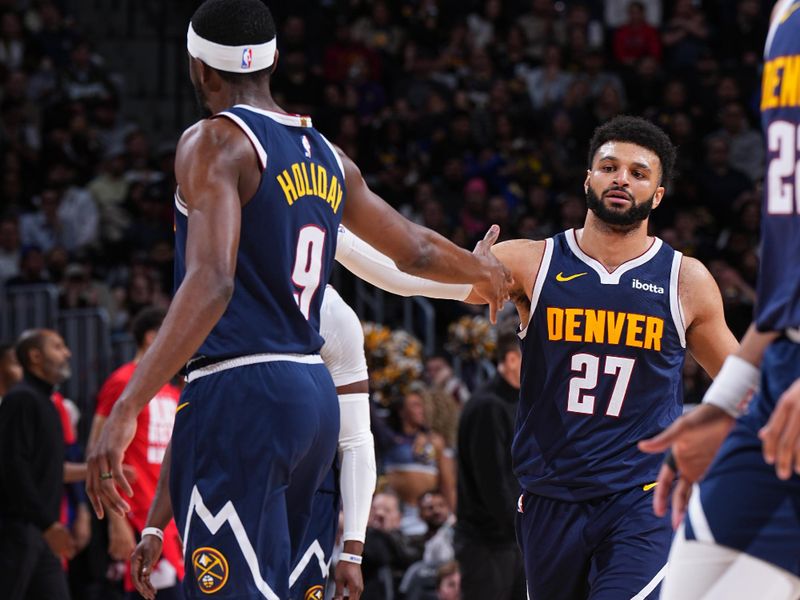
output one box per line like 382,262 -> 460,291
174,104 -> 345,358
514,230 -> 685,501
757,3 -> 800,331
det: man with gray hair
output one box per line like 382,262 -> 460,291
0,329 -> 74,600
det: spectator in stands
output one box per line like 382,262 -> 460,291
661,0 -> 709,69
5,245 -> 48,288
612,1 -> 662,65
0,215 -> 21,284
88,307 -> 183,599
696,135 -> 753,224
382,389 -> 456,516
363,490 -> 421,600
425,355 -> 469,406
88,145 -> 130,246
714,101 -> 765,182
0,341 -> 23,400
0,329 -> 75,600
455,329 -> 526,600
518,44 -> 573,110
0,10 -> 34,73
60,38 -> 115,104
417,490 -> 455,567
436,561 -> 462,600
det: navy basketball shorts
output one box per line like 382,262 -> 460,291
289,466 -> 339,600
685,338 -> 800,577
170,358 -> 339,600
516,485 -> 671,600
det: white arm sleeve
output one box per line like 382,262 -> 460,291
319,287 -> 376,542
338,393 -> 376,544
320,286 -> 369,387
335,225 -> 472,301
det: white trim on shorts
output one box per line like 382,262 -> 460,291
186,353 -> 324,383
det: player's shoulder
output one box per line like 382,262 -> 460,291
678,255 -> 723,326
176,117 -> 252,161
677,255 -> 715,288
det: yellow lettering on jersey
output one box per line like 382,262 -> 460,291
762,58 -> 782,110
277,171 -> 298,205
781,55 -> 800,108
317,165 -> 329,199
584,309 -> 606,343
291,164 -> 307,196
310,162 -> 319,197
625,313 -> 645,348
277,162 -> 342,213
606,311 -> 626,345
545,308 -> 665,350
326,176 -> 339,210
300,162 -> 312,196
547,307 -> 564,340
564,308 -> 582,342
644,316 -> 663,351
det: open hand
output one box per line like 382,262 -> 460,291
760,377 -> 800,480
639,404 -> 734,525
86,403 -> 137,518
471,225 -> 512,323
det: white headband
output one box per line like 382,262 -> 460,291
187,23 -> 276,73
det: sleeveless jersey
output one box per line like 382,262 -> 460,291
757,2 -> 800,331
513,229 -> 685,501
174,104 -> 345,358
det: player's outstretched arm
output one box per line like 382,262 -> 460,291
87,118 -> 249,518
338,151 -> 511,322
335,226 -> 472,300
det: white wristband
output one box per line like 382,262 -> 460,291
339,552 -> 363,565
141,527 -> 164,542
702,355 -> 760,418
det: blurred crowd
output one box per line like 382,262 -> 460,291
0,0 -> 772,598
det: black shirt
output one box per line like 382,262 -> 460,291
456,374 -> 520,544
0,373 -> 64,529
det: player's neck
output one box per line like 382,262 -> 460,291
577,215 -> 653,272
213,85 -> 284,115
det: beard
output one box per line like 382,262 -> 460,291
586,186 -> 654,230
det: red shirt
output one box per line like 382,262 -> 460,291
96,362 -> 185,589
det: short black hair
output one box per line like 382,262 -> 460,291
130,307 -> 167,348
190,0 -> 276,82
15,329 -> 48,371
495,328 -> 521,364
587,116 -> 677,186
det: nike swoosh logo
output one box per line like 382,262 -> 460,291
643,482 -> 658,492
176,402 -> 190,414
556,272 -> 588,282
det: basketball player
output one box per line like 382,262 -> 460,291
127,236 -> 483,600
340,117 -> 739,598
336,115 -> 739,598
85,2 -> 509,598
638,2 -> 800,597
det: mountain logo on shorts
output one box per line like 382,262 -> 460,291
305,585 -> 324,600
192,546 -> 229,594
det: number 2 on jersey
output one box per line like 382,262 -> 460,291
567,353 -> 635,417
292,225 -> 325,319
767,121 -> 800,214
